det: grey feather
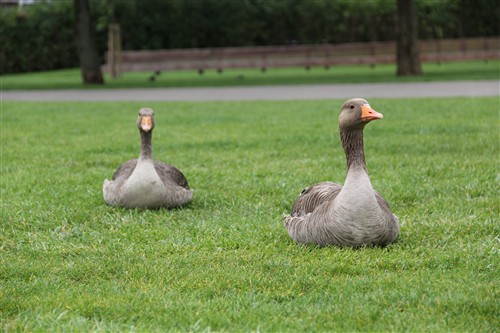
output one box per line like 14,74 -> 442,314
291,182 -> 342,215
112,159 -> 137,181
103,108 -> 192,209
111,159 -> 189,189
283,98 -> 399,247
153,161 -> 190,189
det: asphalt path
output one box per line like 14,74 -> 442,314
1,80 -> 498,101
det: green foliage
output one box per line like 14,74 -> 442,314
112,0 -> 499,49
0,0 -> 108,75
0,97 -> 498,331
1,0 -> 499,74
0,1 -> 78,74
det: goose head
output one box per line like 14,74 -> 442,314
137,107 -> 155,133
339,98 -> 384,131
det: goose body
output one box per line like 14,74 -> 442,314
284,98 -> 399,247
103,108 -> 192,209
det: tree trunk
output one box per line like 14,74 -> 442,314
396,0 -> 422,76
74,0 -> 104,84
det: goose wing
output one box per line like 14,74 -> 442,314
154,161 -> 190,189
111,159 -> 138,180
374,190 -> 392,215
374,190 -> 400,233
374,190 -> 399,221
291,181 -> 342,215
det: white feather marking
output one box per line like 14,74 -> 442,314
121,159 -> 165,207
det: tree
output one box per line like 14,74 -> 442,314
74,0 -> 104,84
396,0 -> 422,76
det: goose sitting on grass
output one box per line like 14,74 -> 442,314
284,98 -> 399,247
103,108 -> 192,209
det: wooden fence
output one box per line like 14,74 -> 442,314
102,37 -> 500,75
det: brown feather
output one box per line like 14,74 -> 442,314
153,161 -> 190,189
291,181 -> 342,215
111,158 -> 189,190
112,159 -> 137,180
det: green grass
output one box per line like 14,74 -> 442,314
1,97 -> 498,331
1,60 -> 499,90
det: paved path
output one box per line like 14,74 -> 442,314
1,80 -> 498,101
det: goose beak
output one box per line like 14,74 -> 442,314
361,104 -> 384,122
140,116 -> 153,132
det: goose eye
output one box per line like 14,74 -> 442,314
349,105 -> 355,110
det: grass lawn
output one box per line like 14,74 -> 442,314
1,97 -> 498,331
1,60 -> 499,90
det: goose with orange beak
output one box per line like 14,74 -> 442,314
284,98 -> 399,247
103,108 -> 192,209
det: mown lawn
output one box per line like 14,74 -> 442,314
1,60 -> 499,90
0,97 -> 498,331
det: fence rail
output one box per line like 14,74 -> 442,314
102,37 -> 500,75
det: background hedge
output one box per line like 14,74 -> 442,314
1,0 -> 498,74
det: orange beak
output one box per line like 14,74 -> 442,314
140,116 -> 153,132
361,104 -> 384,122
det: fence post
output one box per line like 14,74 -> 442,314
460,37 -> 467,54
370,41 -> 376,68
108,23 -> 122,78
324,45 -> 330,70
305,47 -> 311,71
436,39 -> 441,65
483,37 -> 489,63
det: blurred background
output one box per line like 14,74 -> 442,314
1,0 -> 499,82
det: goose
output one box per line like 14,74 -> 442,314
284,98 -> 399,247
103,107 -> 192,209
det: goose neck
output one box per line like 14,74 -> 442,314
340,127 -> 366,171
140,130 -> 153,160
